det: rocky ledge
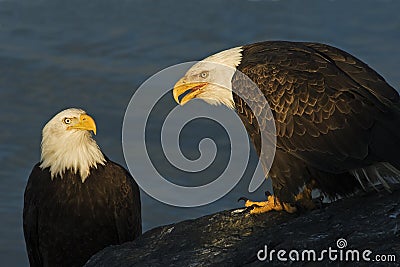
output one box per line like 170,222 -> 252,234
85,190 -> 400,266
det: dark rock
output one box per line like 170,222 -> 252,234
85,190 -> 400,266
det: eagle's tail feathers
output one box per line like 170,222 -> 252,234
350,162 -> 400,192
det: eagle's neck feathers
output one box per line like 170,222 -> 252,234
40,129 -> 106,183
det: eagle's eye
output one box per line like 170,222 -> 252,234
199,71 -> 209,79
63,118 -> 72,124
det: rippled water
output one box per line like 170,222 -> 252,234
0,0 -> 399,265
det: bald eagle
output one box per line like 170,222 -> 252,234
173,41 -> 400,213
23,108 -> 142,267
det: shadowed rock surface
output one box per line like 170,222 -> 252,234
85,190 -> 400,266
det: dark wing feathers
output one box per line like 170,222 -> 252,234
304,42 -> 399,103
233,93 -> 262,156
23,165 -> 43,267
234,41 -> 399,174
108,162 -> 142,243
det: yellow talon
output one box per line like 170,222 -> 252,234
241,195 -> 297,214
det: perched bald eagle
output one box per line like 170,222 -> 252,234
173,41 -> 400,213
23,108 -> 142,267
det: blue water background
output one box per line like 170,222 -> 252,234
0,0 -> 399,265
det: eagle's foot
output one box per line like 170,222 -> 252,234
238,195 -> 297,214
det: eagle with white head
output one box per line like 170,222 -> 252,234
23,108 -> 142,267
173,41 -> 400,213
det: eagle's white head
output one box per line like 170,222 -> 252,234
173,46 -> 243,109
39,108 -> 106,182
